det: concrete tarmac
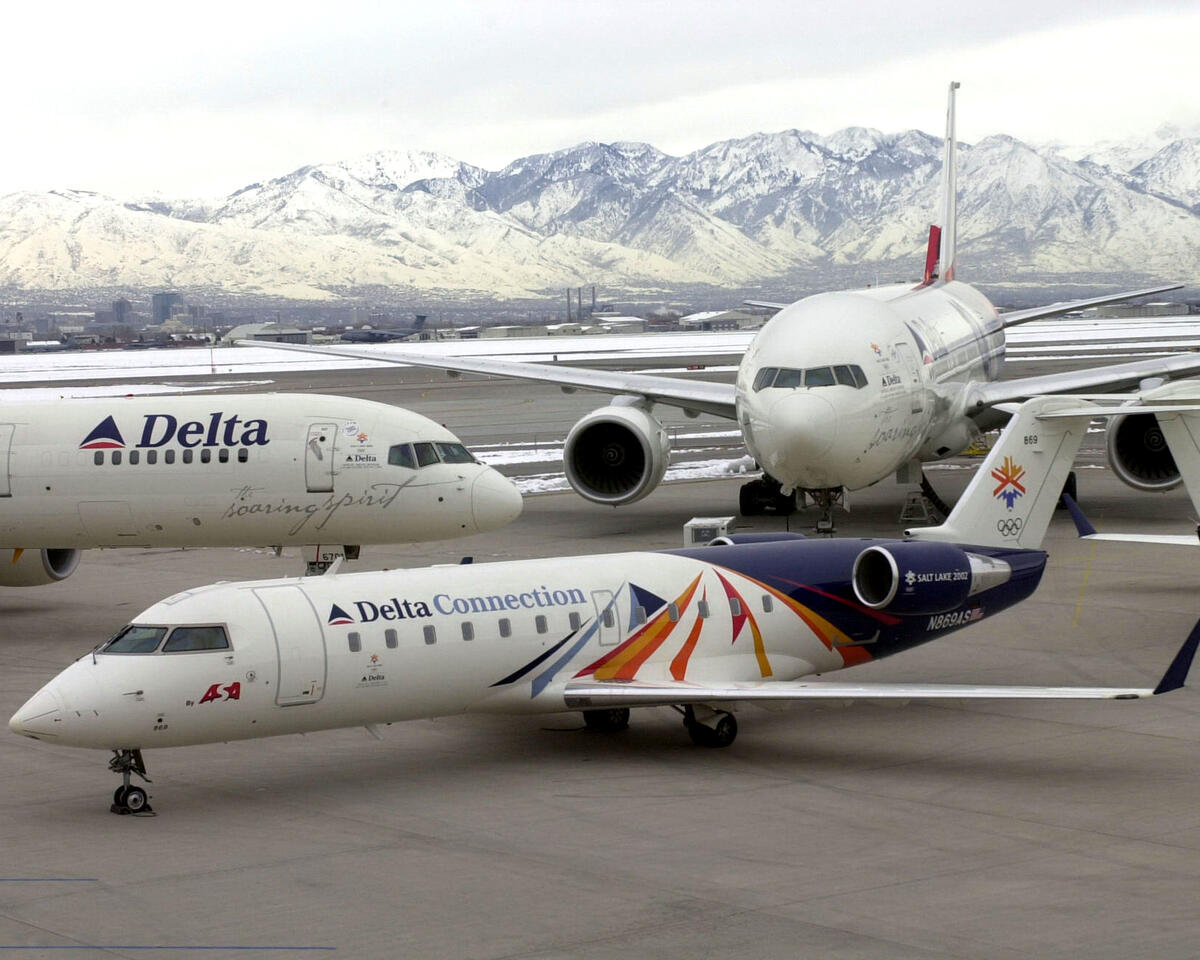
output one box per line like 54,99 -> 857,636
2,452 -> 1200,958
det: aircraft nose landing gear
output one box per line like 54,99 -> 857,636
108,749 -> 154,816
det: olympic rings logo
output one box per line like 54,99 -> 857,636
996,517 -> 1024,537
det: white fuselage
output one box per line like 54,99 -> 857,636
735,280 -> 1004,490
10,550 -> 856,750
0,394 -> 521,549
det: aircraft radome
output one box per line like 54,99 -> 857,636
12,395 -> 1197,815
0,393 -> 522,586
246,83 -> 1197,529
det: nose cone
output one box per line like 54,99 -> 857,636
770,392 -> 839,461
471,468 -> 523,532
10,684 -> 63,740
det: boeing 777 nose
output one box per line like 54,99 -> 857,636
471,469 -> 523,531
766,393 -> 838,480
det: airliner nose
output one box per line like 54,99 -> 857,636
770,393 -> 839,461
471,469 -> 523,532
10,685 -> 63,740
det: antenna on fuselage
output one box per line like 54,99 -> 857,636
938,81 -> 960,283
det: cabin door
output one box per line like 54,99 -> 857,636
0,424 -> 11,497
305,422 -> 337,493
254,585 -> 327,706
592,590 -> 621,646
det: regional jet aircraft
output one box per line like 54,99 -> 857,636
245,83 -> 1197,528
13,395 -> 1197,814
0,393 -> 521,586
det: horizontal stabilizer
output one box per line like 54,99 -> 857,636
1061,493 -> 1200,547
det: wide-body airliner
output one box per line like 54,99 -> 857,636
0,393 -> 521,586
13,396 -> 1197,813
247,83 -> 1198,526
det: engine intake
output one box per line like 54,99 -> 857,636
852,541 -> 1010,615
0,548 -> 82,587
564,403 -> 670,506
1107,412 -> 1181,492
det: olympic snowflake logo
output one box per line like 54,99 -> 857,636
992,456 -> 1026,510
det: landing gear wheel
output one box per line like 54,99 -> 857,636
739,476 -> 795,517
112,786 -> 127,807
122,786 -> 149,813
108,748 -> 154,815
582,708 -> 630,732
684,709 -> 738,748
739,483 -> 761,517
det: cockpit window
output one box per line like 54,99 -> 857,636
804,367 -> 836,388
773,368 -> 804,388
413,442 -> 440,467
833,364 -> 857,387
103,625 -> 167,654
752,367 -> 778,392
387,443 -> 417,469
435,442 -> 475,464
163,626 -> 230,653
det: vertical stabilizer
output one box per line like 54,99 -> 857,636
938,81 -> 961,283
906,396 -> 1094,549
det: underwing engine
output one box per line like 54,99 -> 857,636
563,400 -> 670,506
0,548 -> 82,587
1107,412 -> 1181,492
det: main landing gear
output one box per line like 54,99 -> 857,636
678,706 -> 738,748
582,708 -> 630,732
739,476 -> 796,516
109,749 -> 154,816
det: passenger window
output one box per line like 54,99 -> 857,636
752,367 -> 777,391
601,607 -> 615,629
729,597 -> 742,617
697,601 -> 710,619
435,442 -> 475,464
385,628 -> 398,649
634,605 -> 647,626
388,444 -> 417,469
103,625 -> 166,654
182,449 -> 193,464
93,451 -> 103,466
499,618 -> 512,638
805,367 -> 836,387
348,632 -> 361,653
163,626 -> 229,652
147,450 -> 157,465
461,621 -> 474,641
668,603 -> 679,623
218,448 -> 229,463
535,615 -> 547,634
237,448 -> 249,463
569,612 -> 582,631
423,625 -> 437,645
773,368 -> 803,388
129,450 -> 140,465
761,595 -> 774,613
201,449 -> 212,464
112,450 -> 122,465
414,442 -> 439,467
166,449 -> 176,464
834,365 -> 857,387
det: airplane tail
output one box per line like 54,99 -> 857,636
906,396 -> 1094,549
937,81 -> 960,283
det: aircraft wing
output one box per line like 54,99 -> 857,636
563,622 -> 1199,707
743,299 -> 788,310
970,352 -> 1200,408
997,283 -> 1184,328
235,340 -> 739,419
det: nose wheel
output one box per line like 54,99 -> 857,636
738,476 -> 796,516
108,749 -> 154,816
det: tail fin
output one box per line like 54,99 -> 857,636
938,81 -> 960,283
906,396 -> 1094,549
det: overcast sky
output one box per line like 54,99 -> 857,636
5,0 -> 1199,199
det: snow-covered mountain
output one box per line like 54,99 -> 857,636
3,130 -> 1199,301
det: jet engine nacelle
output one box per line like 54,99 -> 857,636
0,548 -> 82,587
852,542 -> 1009,615
1107,412 -> 1181,492
563,403 -> 670,506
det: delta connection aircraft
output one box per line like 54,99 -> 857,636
0,393 -> 521,587
246,83 -> 1196,529
12,396 -> 1198,814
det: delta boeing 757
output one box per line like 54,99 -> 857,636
12,395 -> 1197,814
247,83 -> 1196,528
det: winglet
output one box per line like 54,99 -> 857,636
1060,493 -> 1098,538
1153,618 -> 1200,695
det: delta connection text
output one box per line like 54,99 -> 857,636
343,585 -> 589,624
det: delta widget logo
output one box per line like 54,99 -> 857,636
79,415 -> 125,450
328,604 -> 354,626
991,455 -> 1026,510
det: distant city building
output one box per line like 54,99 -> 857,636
112,299 -> 132,325
1095,301 -> 1190,319
152,292 -> 181,322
